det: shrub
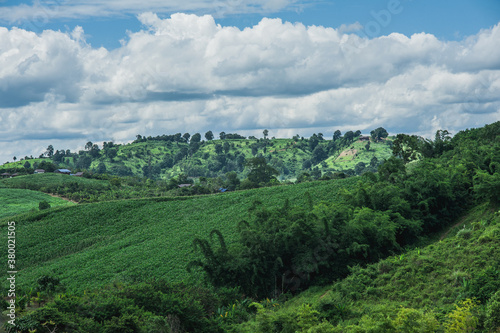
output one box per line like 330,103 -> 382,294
392,307 -> 440,333
39,200 -> 51,210
444,298 -> 479,333
485,290 -> 500,332
456,227 -> 473,240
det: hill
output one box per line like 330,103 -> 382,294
0,177 -> 356,293
1,131 -> 393,181
233,203 -> 500,332
1,122 -> 498,332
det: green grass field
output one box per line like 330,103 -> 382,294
0,188 -> 75,219
1,178 -> 357,292
0,173 -> 109,189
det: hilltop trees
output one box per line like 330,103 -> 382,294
45,145 -> 54,158
205,130 -> 214,141
370,127 -> 389,142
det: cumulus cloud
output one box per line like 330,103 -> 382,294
1,14 -> 500,163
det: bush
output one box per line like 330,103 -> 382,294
485,290 -> 500,332
392,307 -> 440,333
39,200 -> 51,210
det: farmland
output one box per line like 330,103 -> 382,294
0,188 -> 74,219
0,177 -> 356,292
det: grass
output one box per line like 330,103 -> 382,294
0,178 -> 356,293
0,188 -> 75,219
323,138 -> 393,171
0,173 -> 109,189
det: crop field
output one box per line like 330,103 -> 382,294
0,173 -> 109,189
1,178 -> 356,292
0,188 -> 75,219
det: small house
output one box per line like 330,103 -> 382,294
1,172 -> 11,178
178,184 -> 193,188
34,169 -> 45,174
73,172 -> 84,177
359,136 -> 370,141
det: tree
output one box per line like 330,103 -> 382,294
219,132 -> 226,140
205,131 -> 214,141
46,145 -> 54,158
182,133 -> 191,143
263,129 -> 269,139
89,144 -> 100,158
12,156 -> 16,162
365,142 -> 371,151
191,133 -> 201,143
39,201 -> 51,210
215,144 -> 223,155
312,145 -> 327,164
246,157 -> 279,184
85,141 -> 93,150
223,141 -> 230,154
96,162 -> 107,174
370,127 -> 389,142
333,130 -> 342,141
23,161 -> 31,169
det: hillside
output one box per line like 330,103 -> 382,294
0,188 -> 74,219
1,122 -> 498,333
1,132 -> 393,181
0,177 -> 356,293
234,203 -> 500,332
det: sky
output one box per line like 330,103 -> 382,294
0,0 -> 499,164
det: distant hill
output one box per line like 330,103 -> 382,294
1,132 -> 393,181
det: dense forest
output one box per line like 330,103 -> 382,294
1,122 -> 499,332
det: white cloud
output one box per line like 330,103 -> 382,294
1,14 -> 500,164
0,0 -> 304,23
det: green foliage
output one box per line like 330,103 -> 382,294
444,299 -> 479,333
485,290 -> 500,332
392,307 -> 440,333
38,200 -> 51,210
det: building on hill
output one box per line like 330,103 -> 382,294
1,172 -> 11,178
34,169 -> 45,174
359,136 -> 370,141
178,184 -> 193,188
71,172 -> 84,177
54,169 -> 71,175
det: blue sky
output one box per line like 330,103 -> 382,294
0,0 -> 499,164
2,0 -> 500,48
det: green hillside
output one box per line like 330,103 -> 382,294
234,203 -> 500,332
0,177 -> 356,293
0,188 -> 74,219
1,132 -> 393,181
2,122 -> 498,333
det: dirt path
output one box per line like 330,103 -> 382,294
439,216 -> 467,240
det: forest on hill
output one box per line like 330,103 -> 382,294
1,128 -> 393,183
1,121 -> 499,332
